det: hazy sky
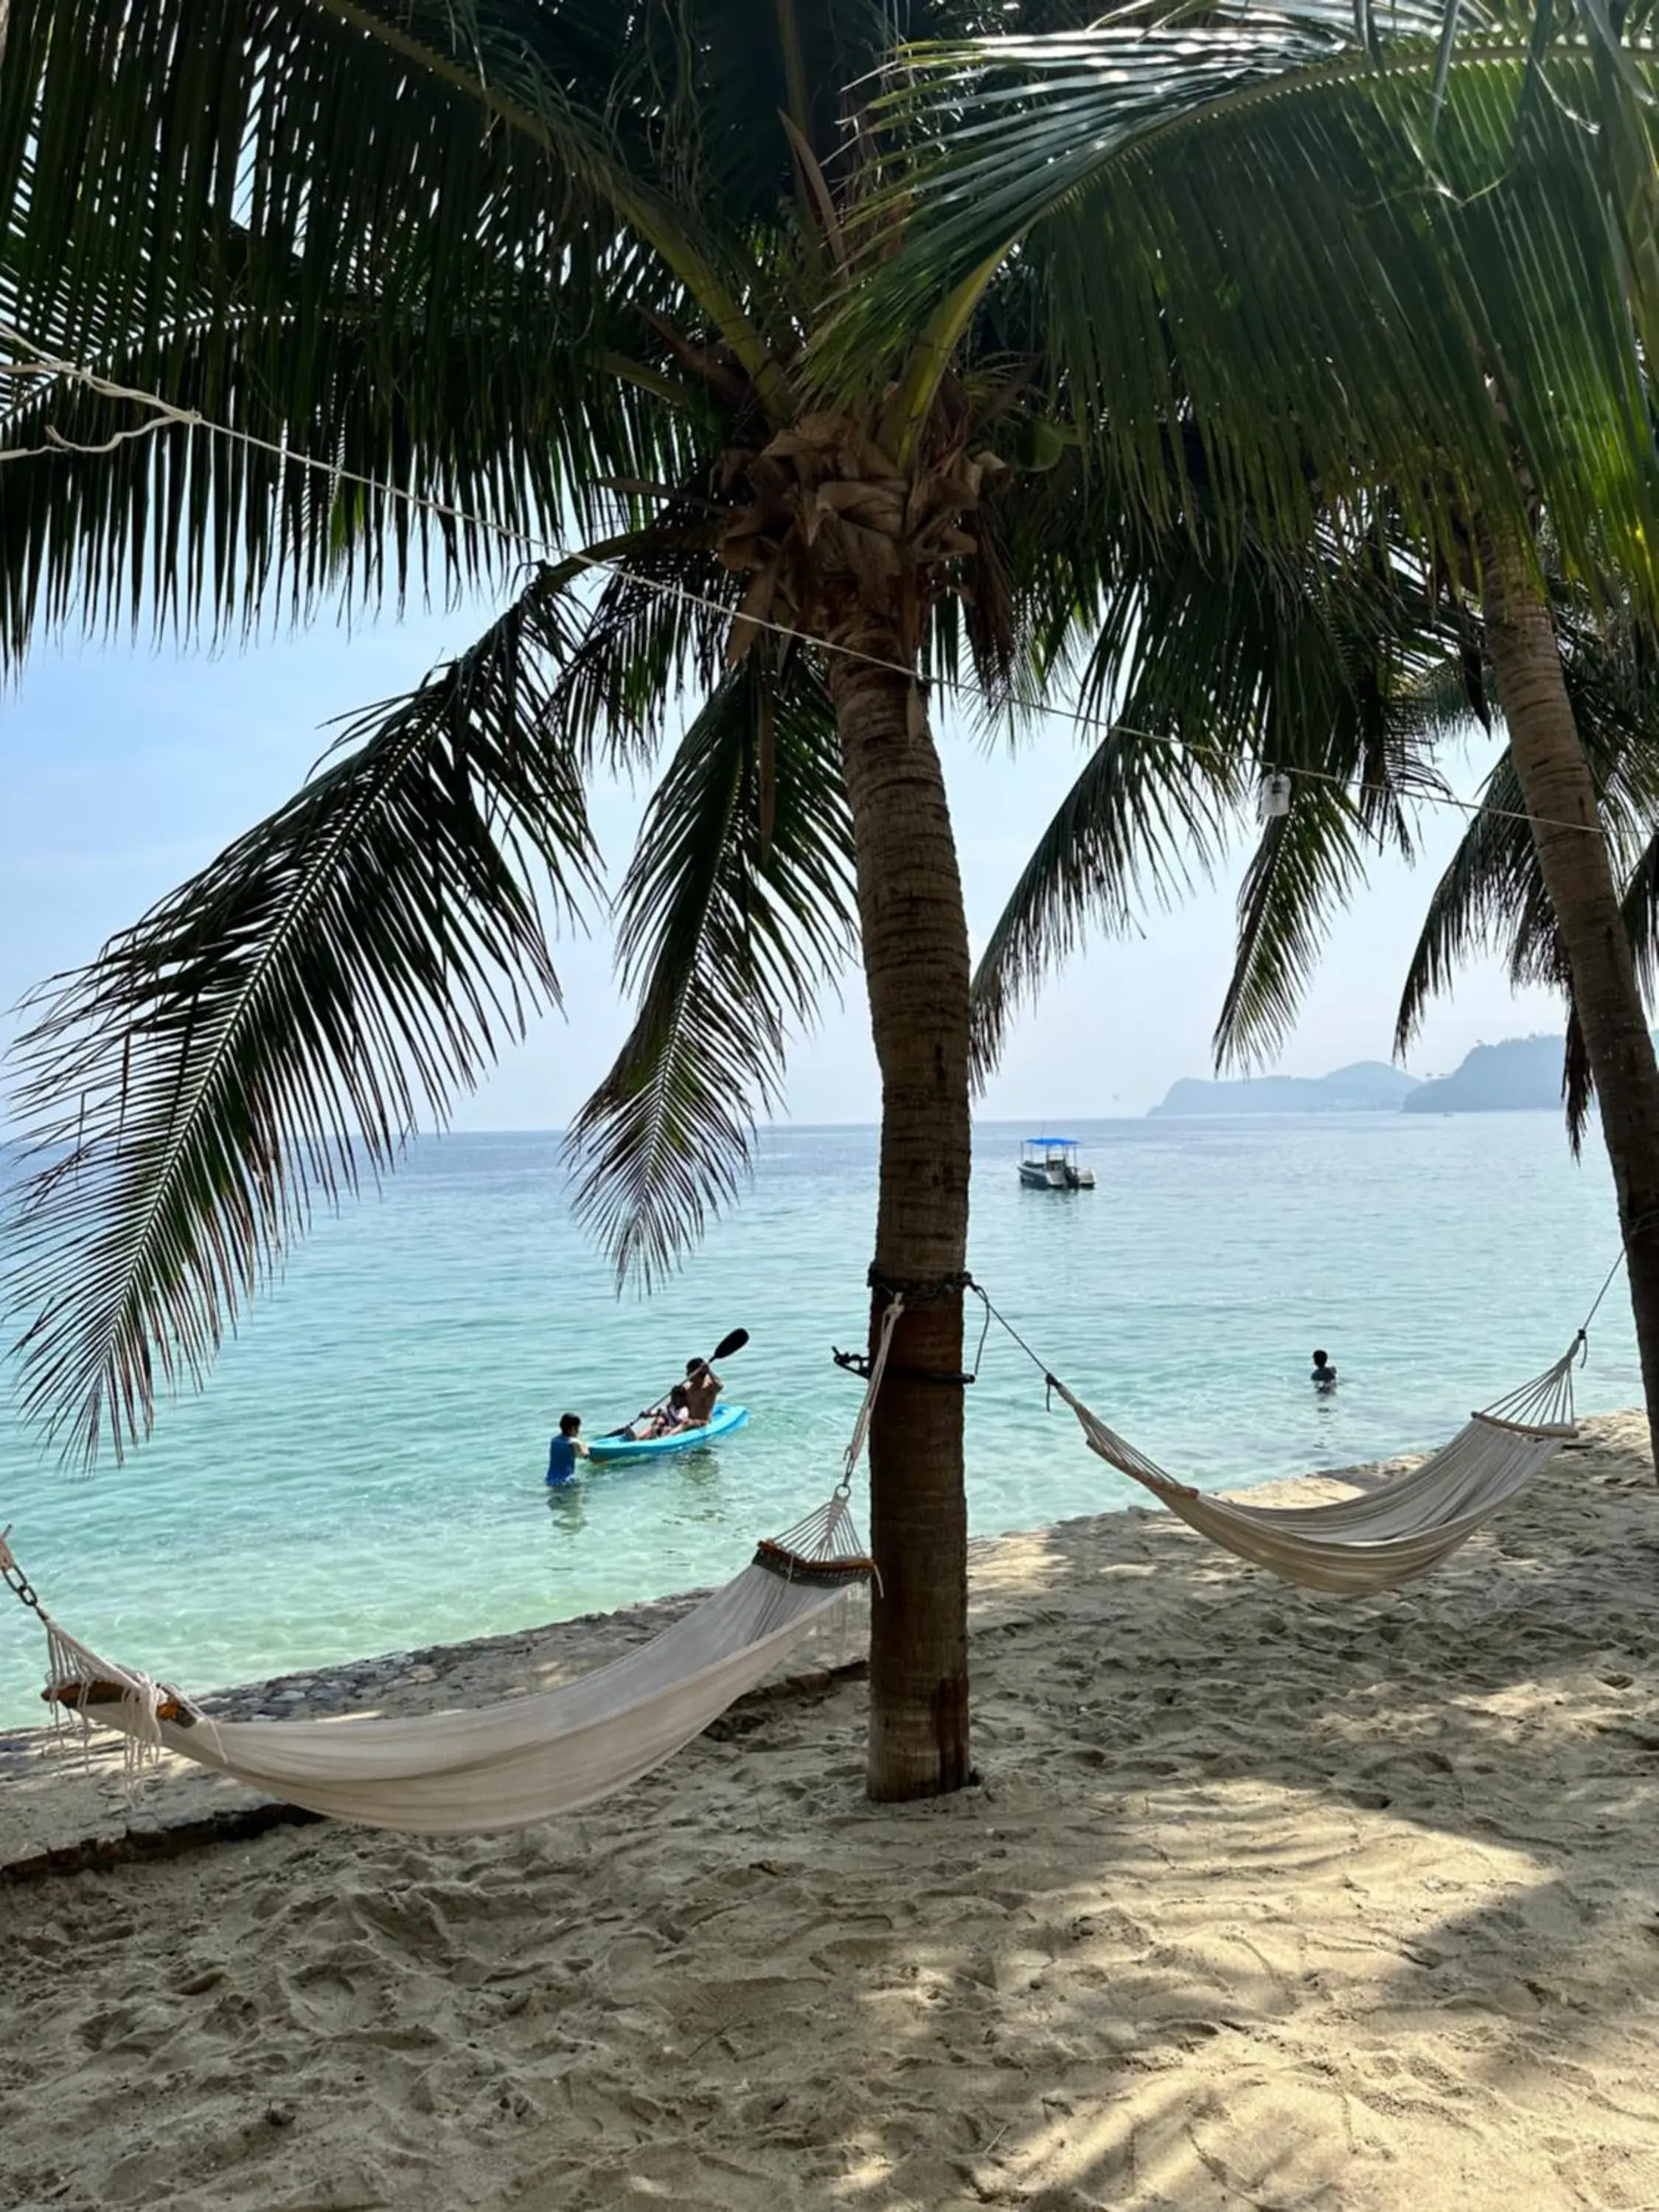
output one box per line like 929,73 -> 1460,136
1,594 -> 1564,1133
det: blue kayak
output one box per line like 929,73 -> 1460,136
586,1404 -> 751,1463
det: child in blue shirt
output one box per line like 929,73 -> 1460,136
546,1412 -> 588,1486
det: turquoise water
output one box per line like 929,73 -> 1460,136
0,1114 -> 1639,1726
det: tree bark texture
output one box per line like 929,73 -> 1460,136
827,642 -> 973,1801
1481,537 -> 1659,1464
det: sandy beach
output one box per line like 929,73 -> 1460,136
3,1414 -> 1658,2211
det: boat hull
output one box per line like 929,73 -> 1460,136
588,1404 -> 751,1463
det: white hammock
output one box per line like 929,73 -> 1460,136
3,1305 -> 905,1836
4,1495 -> 873,1834
0,1303 -> 1589,1839
1051,1343 -> 1581,1596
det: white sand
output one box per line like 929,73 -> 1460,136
3,1413 -> 1658,2211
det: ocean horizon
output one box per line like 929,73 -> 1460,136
0,1110 -> 1639,1727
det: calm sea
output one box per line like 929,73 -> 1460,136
0,1114 -> 1639,1726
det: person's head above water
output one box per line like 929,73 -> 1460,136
1312,1349 -> 1330,1366
559,1412 -> 582,1436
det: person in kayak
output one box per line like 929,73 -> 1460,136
632,1357 -> 725,1441
641,1359 -> 721,1438
682,1357 -> 722,1427
639,1381 -> 692,1440
546,1413 -> 589,1486
1310,1349 -> 1338,1391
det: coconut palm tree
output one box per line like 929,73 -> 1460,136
2,0 -> 1194,1802
975,554 -> 1659,1162
970,526 -> 1464,1079
1394,602 -> 1659,1144
862,0 -> 1659,1447
6,0 -> 1657,1807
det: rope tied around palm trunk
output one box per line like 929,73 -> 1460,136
836,1274 -> 1045,1397
866,1265 -> 973,1307
836,1267 -> 987,1386
832,1314 -> 990,1389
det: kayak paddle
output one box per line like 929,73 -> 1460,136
602,1327 -> 749,1439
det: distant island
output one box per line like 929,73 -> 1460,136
1150,1033 -> 1603,1117
1402,1034 -> 1568,1114
1149,1060 -> 1423,1116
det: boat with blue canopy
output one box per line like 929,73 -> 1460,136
1018,1136 -> 1096,1190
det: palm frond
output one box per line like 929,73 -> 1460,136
977,510 -> 1453,1079
1623,821 -> 1659,1009
566,650 -> 856,1285
1215,781 -> 1377,1071
970,716 -> 1242,1082
4,568 -> 601,1461
0,299 -> 675,659
1563,992 -> 1593,1154
1208,574 -> 1456,1068
0,1 -> 810,662
0,192 -> 725,661
547,528 -> 739,771
846,4 -> 1659,594
0,1 -> 617,384
1394,751 -> 1534,1053
1397,583 -> 1659,1056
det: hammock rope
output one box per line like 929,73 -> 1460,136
838,1293 -> 902,1496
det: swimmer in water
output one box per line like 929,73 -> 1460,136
1310,1349 -> 1338,1391
545,1412 -> 589,1485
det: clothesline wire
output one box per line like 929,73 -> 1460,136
0,319 -> 1624,846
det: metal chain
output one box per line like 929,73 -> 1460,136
0,1527 -> 44,1615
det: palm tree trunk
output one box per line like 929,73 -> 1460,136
827,646 -> 973,1801
1481,534 -> 1659,1463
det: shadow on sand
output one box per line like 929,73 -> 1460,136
1,1422 -> 1657,2209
